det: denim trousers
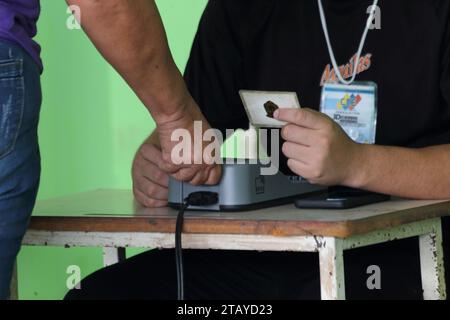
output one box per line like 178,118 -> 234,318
0,40 -> 41,299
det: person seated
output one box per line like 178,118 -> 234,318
66,0 -> 450,300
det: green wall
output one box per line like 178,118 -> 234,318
17,0 -> 208,300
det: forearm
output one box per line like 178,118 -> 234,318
349,144 -> 450,200
66,0 -> 192,123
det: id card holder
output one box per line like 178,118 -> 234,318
320,82 -> 378,144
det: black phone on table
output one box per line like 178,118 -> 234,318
295,187 -> 391,209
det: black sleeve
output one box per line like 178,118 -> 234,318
440,5 -> 450,112
413,1 -> 450,147
429,1 -> 450,146
183,0 -> 249,136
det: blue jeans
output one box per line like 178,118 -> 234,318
0,40 -> 41,299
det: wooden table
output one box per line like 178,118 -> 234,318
18,189 -> 450,300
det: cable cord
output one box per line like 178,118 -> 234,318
318,0 -> 379,85
175,191 -> 219,301
175,202 -> 188,301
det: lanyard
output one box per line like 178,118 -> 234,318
318,0 -> 379,85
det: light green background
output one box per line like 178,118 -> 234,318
17,0 -> 208,300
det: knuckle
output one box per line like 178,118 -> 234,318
295,110 -> 305,123
173,172 -> 183,181
162,161 -> 178,173
133,154 -> 144,168
146,184 -> 157,196
282,142 -> 290,155
284,125 -> 296,140
161,152 -> 172,164
180,171 -> 192,181
311,167 -> 324,180
287,159 -> 293,168
207,167 -> 222,185
317,135 -> 330,149
190,178 -> 204,186
177,169 -> 195,181
145,198 -> 157,208
138,145 -> 148,157
287,159 -> 296,169
153,170 -> 166,182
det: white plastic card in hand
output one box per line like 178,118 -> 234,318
239,90 -> 301,128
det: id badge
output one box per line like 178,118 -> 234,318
320,82 -> 377,144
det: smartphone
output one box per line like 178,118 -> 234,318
295,188 -> 390,209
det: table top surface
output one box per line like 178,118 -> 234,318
29,189 -> 450,238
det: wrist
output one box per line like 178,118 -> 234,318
152,93 -> 198,126
138,60 -> 194,124
343,143 -> 372,189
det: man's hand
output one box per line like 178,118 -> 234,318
156,99 -> 222,186
274,108 -> 363,186
132,134 -> 170,208
66,0 -> 222,186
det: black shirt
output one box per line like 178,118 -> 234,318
184,0 -> 450,148
183,3 -> 450,288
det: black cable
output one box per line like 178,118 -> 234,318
175,192 -> 219,301
175,201 -> 188,301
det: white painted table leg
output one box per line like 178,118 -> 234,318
102,247 -> 126,267
9,261 -> 18,300
419,219 -> 447,300
319,237 -> 346,300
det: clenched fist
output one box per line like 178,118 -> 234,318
156,100 -> 222,186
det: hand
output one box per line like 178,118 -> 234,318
274,108 -> 363,186
156,99 -> 222,186
132,136 -> 170,208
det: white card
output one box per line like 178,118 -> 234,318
239,90 -> 301,128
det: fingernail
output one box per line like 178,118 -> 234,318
273,110 -> 280,119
